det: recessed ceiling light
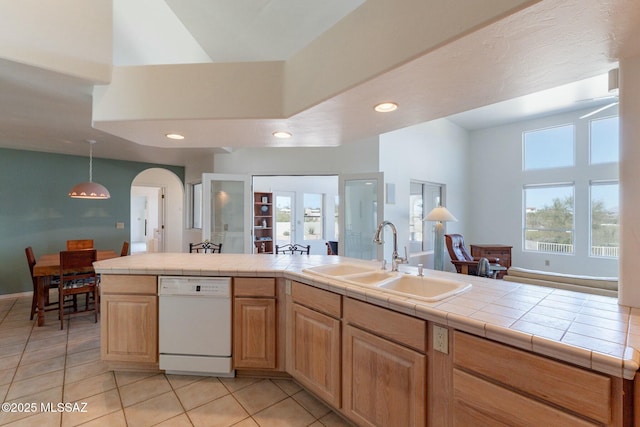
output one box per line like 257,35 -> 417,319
374,102 -> 398,113
273,131 -> 292,139
166,133 -> 185,140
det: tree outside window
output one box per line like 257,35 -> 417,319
524,185 -> 574,254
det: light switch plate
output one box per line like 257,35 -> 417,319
433,325 -> 449,354
285,280 -> 291,295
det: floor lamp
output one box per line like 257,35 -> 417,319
424,206 -> 458,271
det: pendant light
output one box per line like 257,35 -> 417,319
68,140 -> 111,199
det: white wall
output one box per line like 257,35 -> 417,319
468,107 -> 619,277
212,137 -> 379,175
618,56 -> 640,305
379,119 -> 470,272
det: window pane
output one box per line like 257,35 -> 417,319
275,195 -> 292,246
304,193 -> 323,240
409,182 -> 424,253
524,185 -> 574,253
192,182 -> 202,229
334,195 -> 339,241
591,182 -> 619,257
590,116 -> 619,164
524,125 -> 574,170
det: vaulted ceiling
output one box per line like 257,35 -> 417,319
0,0 -> 638,165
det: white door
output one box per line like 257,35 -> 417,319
202,174 -> 252,254
339,173 -> 384,260
131,185 -> 165,253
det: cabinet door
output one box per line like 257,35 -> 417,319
101,294 -> 158,364
289,302 -> 341,407
343,324 -> 426,427
233,297 -> 276,369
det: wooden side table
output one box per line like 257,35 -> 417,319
470,244 -> 512,279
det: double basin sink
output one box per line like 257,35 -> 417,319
303,263 -> 471,302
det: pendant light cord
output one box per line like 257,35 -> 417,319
88,142 -> 93,183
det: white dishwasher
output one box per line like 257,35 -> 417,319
158,276 -> 234,377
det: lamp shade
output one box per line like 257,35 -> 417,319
424,206 -> 458,222
68,140 -> 111,200
69,182 -> 111,199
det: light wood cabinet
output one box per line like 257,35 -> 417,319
288,281 -> 342,408
233,278 -> 277,370
100,275 -> 158,369
453,331 -> 630,426
342,297 -> 426,427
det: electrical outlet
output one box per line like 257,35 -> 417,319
116,222 -> 125,229
285,280 -> 292,295
545,259 -> 550,266
433,325 -> 449,354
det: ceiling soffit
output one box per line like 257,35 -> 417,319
92,0 -> 539,148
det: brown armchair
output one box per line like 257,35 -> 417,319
445,234 -> 500,275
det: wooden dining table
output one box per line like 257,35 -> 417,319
32,250 -> 119,326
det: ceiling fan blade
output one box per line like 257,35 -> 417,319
579,101 -> 619,119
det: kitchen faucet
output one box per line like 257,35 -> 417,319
373,220 -> 407,271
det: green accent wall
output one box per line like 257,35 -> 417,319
0,148 -> 184,296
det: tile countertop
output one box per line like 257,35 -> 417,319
94,253 -> 640,380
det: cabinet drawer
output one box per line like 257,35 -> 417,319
454,332 -> 611,424
482,249 -> 509,258
234,277 -> 275,297
101,275 -> 157,295
453,369 -> 598,426
291,281 -> 341,318
344,297 -> 426,352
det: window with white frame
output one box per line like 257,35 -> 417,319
590,181 -> 619,258
303,193 -> 323,240
590,116 -> 619,164
523,124 -> 574,170
191,182 -> 202,229
409,182 -> 424,253
408,182 -> 443,253
523,184 -> 575,254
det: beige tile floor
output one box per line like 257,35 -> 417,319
0,296 -> 353,427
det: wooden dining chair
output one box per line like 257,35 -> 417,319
189,241 -> 222,253
66,239 -> 94,250
120,241 -> 130,256
58,249 -> 99,329
275,243 -> 311,254
26,247 -> 62,320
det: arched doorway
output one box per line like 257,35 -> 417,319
131,168 -> 184,253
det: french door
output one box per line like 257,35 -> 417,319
202,174 -> 252,253
339,173 -> 384,260
274,192 -> 295,247
202,172 -> 383,258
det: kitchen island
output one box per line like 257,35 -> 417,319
95,253 -> 640,426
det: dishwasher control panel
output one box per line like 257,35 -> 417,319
158,276 -> 231,297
